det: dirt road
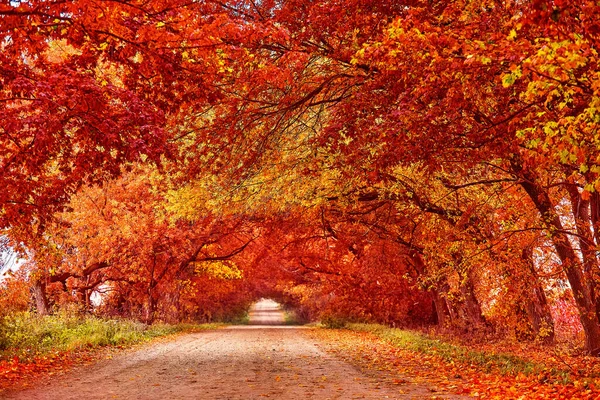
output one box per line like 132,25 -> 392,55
248,298 -> 285,325
3,301 -> 466,399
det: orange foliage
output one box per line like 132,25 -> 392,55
3,0 -> 600,357
0,273 -> 29,317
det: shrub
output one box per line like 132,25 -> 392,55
320,313 -> 348,329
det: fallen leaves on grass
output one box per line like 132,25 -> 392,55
0,350 -> 96,391
308,329 -> 600,399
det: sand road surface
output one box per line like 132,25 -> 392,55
4,300 -> 466,399
247,298 -> 285,325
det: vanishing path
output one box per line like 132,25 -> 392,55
247,298 -> 285,325
4,300 -> 466,399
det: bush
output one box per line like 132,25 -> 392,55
0,275 -> 30,318
283,309 -> 307,325
320,313 -> 348,329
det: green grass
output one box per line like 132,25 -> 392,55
227,311 -> 250,325
319,314 -> 348,329
343,323 -> 542,376
0,311 -> 221,361
282,309 -> 303,325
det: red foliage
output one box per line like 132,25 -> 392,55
3,0 -> 600,356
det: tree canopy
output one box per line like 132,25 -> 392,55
3,0 -> 600,354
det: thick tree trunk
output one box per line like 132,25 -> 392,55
589,190 -> 600,247
459,273 -> 486,328
407,249 -> 452,327
566,184 -> 600,324
453,253 -> 486,329
524,286 -> 555,344
145,288 -> 156,324
590,191 -> 600,320
432,290 -> 451,327
145,300 -> 154,324
445,296 -> 460,324
80,288 -> 91,313
522,248 -> 555,344
512,159 -> 600,354
31,280 -> 50,316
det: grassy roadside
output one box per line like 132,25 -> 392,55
313,323 -> 600,398
345,323 -> 542,377
283,309 -> 305,325
0,312 -> 221,390
0,311 -> 221,361
227,311 -> 250,325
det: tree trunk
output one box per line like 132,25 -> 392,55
445,295 -> 460,324
524,286 -> 555,344
454,253 -> 486,329
31,280 -> 50,316
407,249 -> 452,327
522,247 -> 555,344
589,190 -> 600,247
145,256 -> 158,324
432,290 -> 451,327
590,191 -> 600,321
512,158 -> 600,354
459,272 -> 486,328
145,286 -> 156,325
566,184 -> 600,324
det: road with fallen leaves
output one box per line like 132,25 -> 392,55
3,300 -> 467,399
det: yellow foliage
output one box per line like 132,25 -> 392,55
44,39 -> 82,63
192,260 -> 243,280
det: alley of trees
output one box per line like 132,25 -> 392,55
2,0 -> 600,355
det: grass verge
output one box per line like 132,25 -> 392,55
311,325 -> 600,398
283,309 -> 304,325
0,311 -> 221,361
226,312 -> 250,325
344,323 -> 542,376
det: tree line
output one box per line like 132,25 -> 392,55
2,0 -> 600,353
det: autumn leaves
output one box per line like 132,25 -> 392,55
2,0 -> 600,354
